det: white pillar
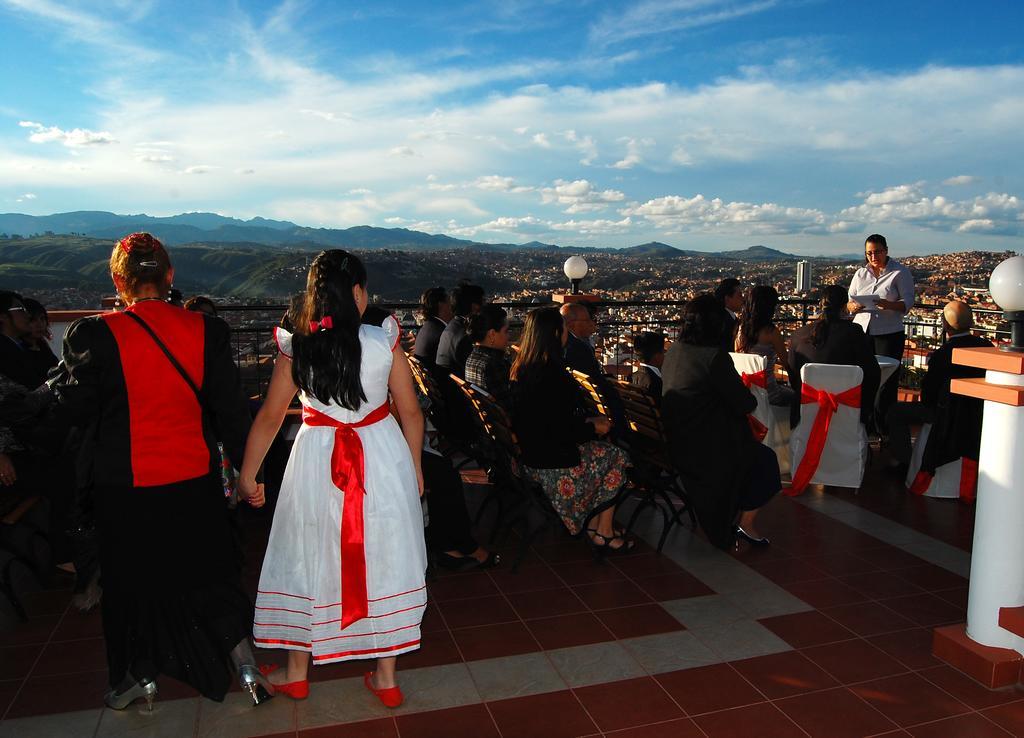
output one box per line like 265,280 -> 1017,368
966,369 -> 1024,652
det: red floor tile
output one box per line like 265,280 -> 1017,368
840,571 -> 925,601
573,676 -> 684,732
525,612 -> 615,650
981,700 -> 1024,736
801,638 -> 908,684
892,565 -> 968,593
427,571 -> 499,602
934,587 -> 968,610
748,557 -> 830,585
571,579 -> 652,610
820,601 -> 916,637
803,552 -> 881,577
655,663 -> 764,716
50,608 -> 104,641
551,560 -> 628,586
609,553 -> 684,579
505,587 -> 587,620
0,644 -> 41,680
533,539 -> 594,564
855,547 -> 929,571
848,672 -> 971,728
603,717 -> 705,737
32,637 -> 107,677
450,621 -> 539,661
307,657 -> 366,682
0,679 -> 21,716
632,572 -> 714,601
694,701 -> 807,738
487,689 -> 598,738
879,593 -> 965,628
867,628 -> 943,671
595,604 -> 686,639
730,650 -> 839,700
784,578 -> 871,609
758,610 -> 856,649
437,595 -> 517,629
6,669 -> 110,718
775,687 -> 897,738
487,565 -> 565,594
19,589 -> 72,618
300,717 -> 397,737
419,603 -> 447,633
0,615 -> 60,647
917,665 -> 1024,710
396,629 -> 464,670
906,712 -> 1015,738
395,703 -> 499,738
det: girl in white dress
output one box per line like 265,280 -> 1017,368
238,250 -> 426,707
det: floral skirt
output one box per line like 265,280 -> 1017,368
524,441 -> 629,534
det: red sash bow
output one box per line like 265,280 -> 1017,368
741,370 -> 767,390
302,401 -> 391,629
787,382 -> 862,496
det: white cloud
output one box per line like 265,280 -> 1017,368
19,120 -> 116,147
589,0 -> 780,47
531,132 -> 551,148
15,192 -> 36,203
348,188 -> 373,195
611,137 -> 649,169
840,189 -> 1024,235
183,165 -> 216,174
388,146 -> 417,157
623,193 -> 828,234
944,175 -> 979,186
474,175 -> 533,193
541,179 -> 626,214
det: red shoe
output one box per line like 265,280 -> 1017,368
258,664 -> 309,700
364,672 -> 403,708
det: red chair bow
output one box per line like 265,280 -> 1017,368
302,402 -> 391,629
787,382 -> 862,495
310,315 -> 334,332
741,370 -> 767,389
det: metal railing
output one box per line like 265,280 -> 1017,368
219,298 -> 1010,399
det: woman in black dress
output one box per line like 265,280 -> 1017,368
41,233 -> 273,709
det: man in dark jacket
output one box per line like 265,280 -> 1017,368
436,282 -> 484,377
631,331 -> 665,405
560,302 -> 626,432
0,291 -> 46,389
887,301 -> 991,467
413,287 -> 452,370
714,278 -> 744,352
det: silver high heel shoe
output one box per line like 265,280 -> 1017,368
104,675 -> 158,711
231,639 -> 275,706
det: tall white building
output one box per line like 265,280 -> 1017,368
796,260 -> 812,293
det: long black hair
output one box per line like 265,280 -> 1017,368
290,250 -> 368,410
510,307 -> 564,384
736,285 -> 779,352
679,293 -> 726,347
810,284 -> 849,348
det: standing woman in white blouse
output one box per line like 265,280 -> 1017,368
846,234 -> 915,432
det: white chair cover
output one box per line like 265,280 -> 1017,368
789,363 -> 867,490
904,423 -> 963,499
730,352 -> 791,474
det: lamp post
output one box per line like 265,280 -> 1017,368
989,255 -> 1024,352
564,256 -> 589,295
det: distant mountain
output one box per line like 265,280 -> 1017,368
621,242 -> 681,257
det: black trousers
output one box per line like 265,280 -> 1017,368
422,452 -> 478,555
871,331 -> 905,433
886,402 -> 936,465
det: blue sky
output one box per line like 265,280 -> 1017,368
1,0 -> 1022,255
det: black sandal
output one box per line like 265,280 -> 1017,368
586,528 -> 636,558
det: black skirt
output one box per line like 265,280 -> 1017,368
95,472 -> 252,700
738,443 -> 781,512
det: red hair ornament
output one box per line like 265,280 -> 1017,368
309,316 -> 334,332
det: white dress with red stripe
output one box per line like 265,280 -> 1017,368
254,317 -> 427,664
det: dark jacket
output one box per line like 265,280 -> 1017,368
42,302 -> 252,489
631,366 -> 662,406
788,319 -> 881,427
564,333 -> 626,432
511,364 -> 596,469
413,316 -> 447,369
721,310 -> 738,353
0,334 -> 48,389
662,343 -> 757,549
436,316 -> 472,377
920,333 -> 992,409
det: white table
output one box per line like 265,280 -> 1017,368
875,354 -> 900,410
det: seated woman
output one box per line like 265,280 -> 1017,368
662,294 -> 781,547
465,304 -> 512,408
787,284 -> 881,429
734,285 -> 794,407
510,307 -> 631,552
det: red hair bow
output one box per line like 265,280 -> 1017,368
118,232 -> 164,254
310,315 -> 334,332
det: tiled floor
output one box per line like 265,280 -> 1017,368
1,450 -> 1021,738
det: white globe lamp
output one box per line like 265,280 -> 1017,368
563,256 -> 589,295
989,255 -> 1024,352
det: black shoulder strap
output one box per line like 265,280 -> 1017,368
123,310 -> 208,416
